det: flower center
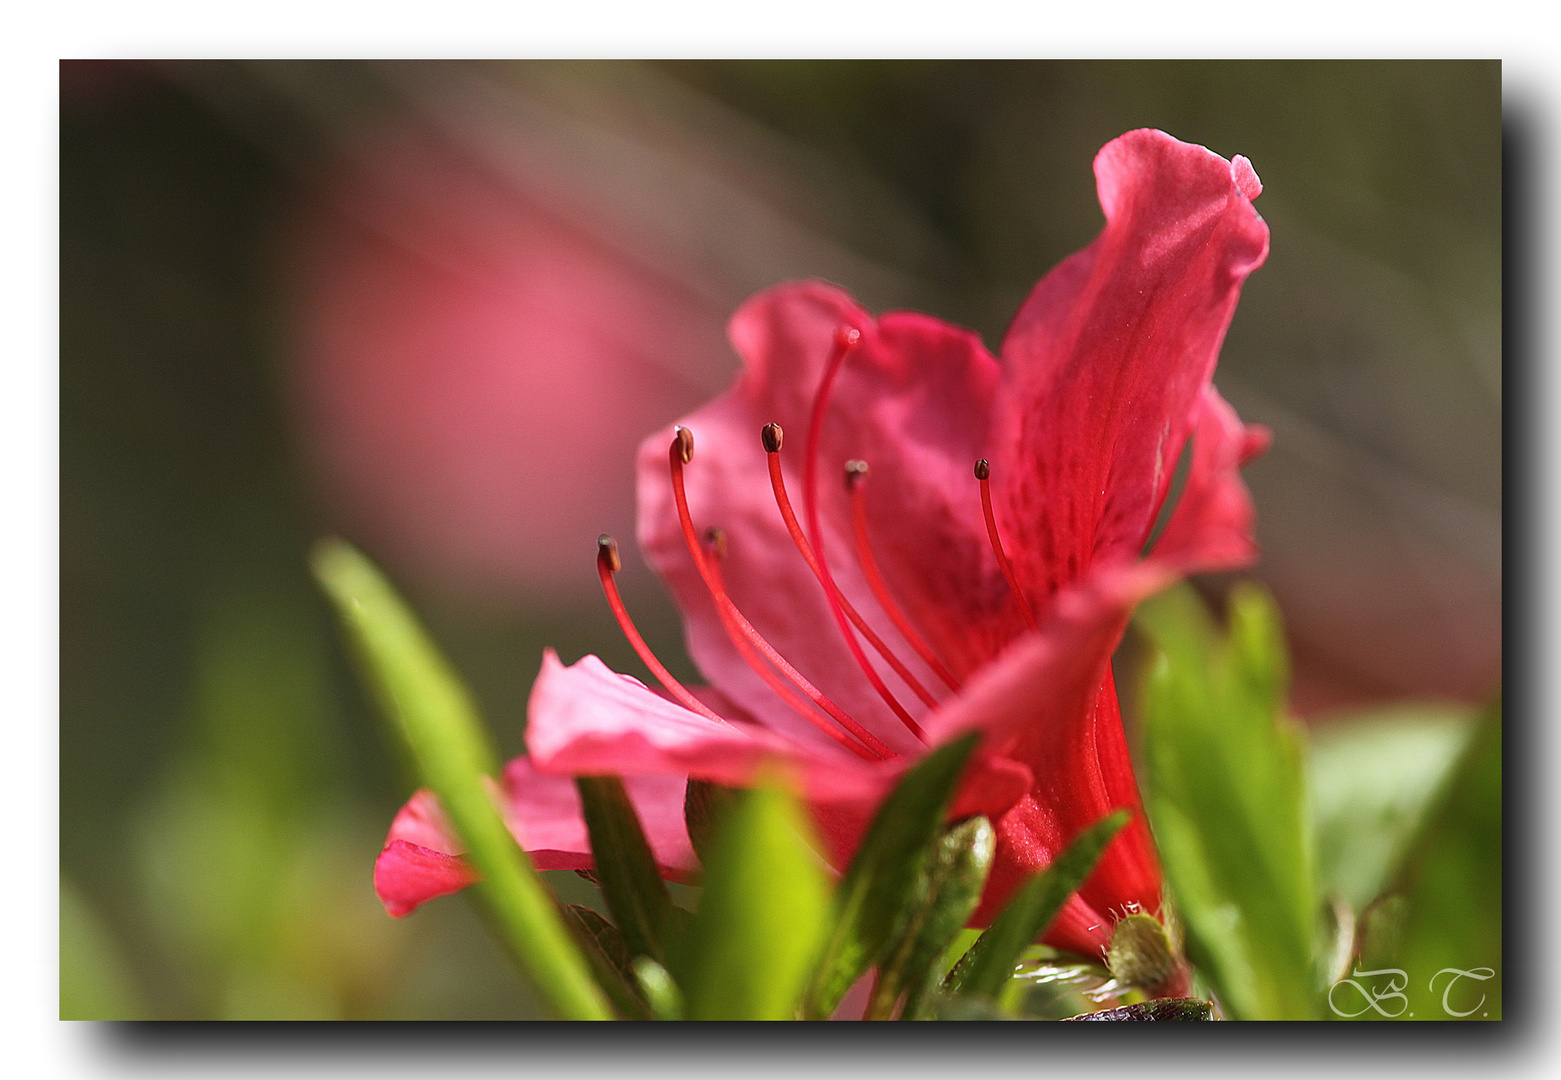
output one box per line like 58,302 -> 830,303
594,323 -> 1041,764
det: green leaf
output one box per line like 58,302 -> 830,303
310,539 -> 612,1020
1348,700 -> 1501,1021
672,779 -> 830,1020
801,731 -> 980,1018
1135,583 -> 1316,1020
632,957 -> 685,1020
944,808 -> 1128,1002
1063,998 -> 1214,1021
1308,703 -> 1478,913
873,815 -> 995,1020
562,905 -> 651,1020
575,775 -> 679,966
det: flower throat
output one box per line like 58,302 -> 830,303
595,325 -> 1036,761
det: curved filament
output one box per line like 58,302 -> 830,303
801,330 -> 925,742
976,459 -> 1037,631
596,535 -> 733,727
762,443 -> 942,708
667,432 -> 892,760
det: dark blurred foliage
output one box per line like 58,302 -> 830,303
60,60 -> 1499,1018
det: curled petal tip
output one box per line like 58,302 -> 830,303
1240,423 -> 1272,465
1231,155 -> 1262,201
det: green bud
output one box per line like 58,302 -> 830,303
1106,912 -> 1182,997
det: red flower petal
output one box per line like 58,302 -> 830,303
636,281 -> 1005,748
374,841 -> 476,919
994,128 -> 1269,604
372,738 -> 698,917
526,649 -> 893,804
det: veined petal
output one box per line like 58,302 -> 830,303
526,649 -> 891,804
995,128 -> 1269,604
1148,384 -> 1269,572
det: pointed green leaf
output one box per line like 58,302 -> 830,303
575,775 -> 679,966
875,816 -> 994,1021
801,731 -> 980,1018
945,808 -> 1129,1001
1308,703 -> 1478,913
673,780 -> 830,1020
1396,705 -> 1501,1019
1135,583 -> 1316,1020
310,539 -> 611,1020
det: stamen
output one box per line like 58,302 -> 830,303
844,463 -> 962,693
802,328 -> 925,741
668,430 -> 892,760
595,535 -> 733,727
762,426 -> 942,707
975,459 -> 1037,631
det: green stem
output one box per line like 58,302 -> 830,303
862,971 -> 899,1020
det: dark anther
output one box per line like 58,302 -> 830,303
597,534 -> 622,573
673,426 -> 694,464
761,422 -> 784,454
974,458 -> 991,481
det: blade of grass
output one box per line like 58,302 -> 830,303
311,538 -> 611,1020
673,780 -> 830,1020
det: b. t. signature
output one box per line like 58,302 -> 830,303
1328,967 -> 1496,1018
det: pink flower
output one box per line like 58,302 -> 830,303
375,129 -> 1271,958
288,121 -> 730,603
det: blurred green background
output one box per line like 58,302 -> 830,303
60,60 -> 1500,1019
